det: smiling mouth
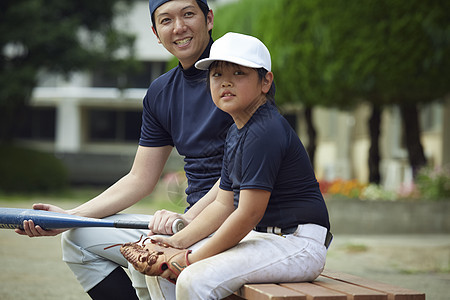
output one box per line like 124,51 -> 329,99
175,37 -> 192,46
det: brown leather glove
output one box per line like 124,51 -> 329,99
118,237 -> 191,283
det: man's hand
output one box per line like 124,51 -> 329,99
148,209 -> 188,235
14,203 -> 68,237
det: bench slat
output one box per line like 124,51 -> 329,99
238,283 -> 307,300
234,270 -> 425,300
321,270 -> 426,300
281,282 -> 347,300
313,277 -> 387,300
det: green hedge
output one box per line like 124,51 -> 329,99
0,145 -> 68,193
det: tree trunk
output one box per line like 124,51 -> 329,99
399,103 -> 427,177
304,107 -> 316,169
368,105 -> 381,184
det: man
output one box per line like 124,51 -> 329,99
16,1 -> 233,299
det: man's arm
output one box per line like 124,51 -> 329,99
148,179 -> 220,235
16,145 -> 172,237
69,145 -> 173,218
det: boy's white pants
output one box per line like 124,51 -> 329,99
61,214 -> 153,300
147,223 -> 328,300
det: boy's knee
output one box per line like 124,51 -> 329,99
176,266 -> 211,298
176,268 -> 196,295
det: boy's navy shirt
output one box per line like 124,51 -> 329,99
140,39 -> 234,208
220,103 -> 330,231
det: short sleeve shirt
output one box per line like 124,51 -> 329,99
220,103 -> 330,230
139,40 -> 234,208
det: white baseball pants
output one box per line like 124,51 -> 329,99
147,223 -> 329,300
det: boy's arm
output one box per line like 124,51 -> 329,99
165,188 -> 236,248
188,189 -> 270,263
183,179 -> 220,221
162,188 -> 270,262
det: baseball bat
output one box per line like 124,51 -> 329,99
0,207 -> 185,233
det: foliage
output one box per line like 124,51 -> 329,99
0,145 -> 68,193
0,0 -> 138,142
213,0 -> 272,39
213,0 -> 450,110
213,0 -> 448,109
360,184 -> 397,201
320,0 -> 450,106
416,166 -> 450,200
259,0 -> 341,107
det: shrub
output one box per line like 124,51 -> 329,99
360,183 -> 397,201
0,144 -> 68,193
415,166 -> 450,200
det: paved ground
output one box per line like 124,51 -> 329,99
325,234 -> 450,299
1,231 -> 448,299
0,200 -> 449,299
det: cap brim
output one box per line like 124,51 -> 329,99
195,56 -> 265,70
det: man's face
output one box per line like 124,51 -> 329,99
153,0 -> 213,69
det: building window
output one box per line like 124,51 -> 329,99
17,107 -> 56,140
91,61 -> 166,89
88,109 -> 141,142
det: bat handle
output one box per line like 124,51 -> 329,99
172,218 -> 185,233
114,220 -> 149,229
113,219 -> 184,233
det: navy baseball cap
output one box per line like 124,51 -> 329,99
150,0 -> 208,16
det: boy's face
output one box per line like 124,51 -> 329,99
209,62 -> 272,127
153,0 -> 213,69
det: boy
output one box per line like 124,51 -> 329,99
132,32 -> 332,299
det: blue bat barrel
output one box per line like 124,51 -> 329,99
0,207 -> 149,230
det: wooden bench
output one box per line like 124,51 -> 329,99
230,270 -> 425,300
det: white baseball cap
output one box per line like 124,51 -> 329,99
195,32 -> 271,72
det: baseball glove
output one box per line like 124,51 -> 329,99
106,236 -> 191,283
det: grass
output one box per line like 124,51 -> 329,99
343,243 -> 369,253
0,182 -> 187,215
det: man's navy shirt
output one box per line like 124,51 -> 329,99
220,103 -> 330,230
139,40 -> 233,208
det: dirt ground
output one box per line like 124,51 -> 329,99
0,201 -> 449,299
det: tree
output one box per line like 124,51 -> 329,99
214,0 -> 450,182
322,0 -> 450,179
258,0 -> 346,169
0,0 -> 137,143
